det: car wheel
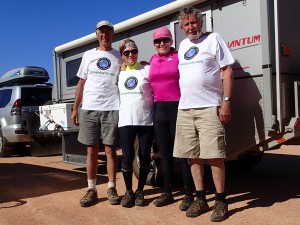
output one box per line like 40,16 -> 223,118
133,137 -> 163,187
0,129 -> 13,157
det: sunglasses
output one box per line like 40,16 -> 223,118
154,38 -> 171,44
123,49 -> 138,56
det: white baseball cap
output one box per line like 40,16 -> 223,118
96,20 -> 114,32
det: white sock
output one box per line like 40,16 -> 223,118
107,181 -> 116,189
87,179 -> 97,190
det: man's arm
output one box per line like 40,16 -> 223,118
71,78 -> 86,125
219,65 -> 233,125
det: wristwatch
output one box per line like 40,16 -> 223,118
222,96 -> 231,102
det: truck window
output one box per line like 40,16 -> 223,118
21,87 -> 52,106
0,89 -> 12,108
66,58 -> 81,87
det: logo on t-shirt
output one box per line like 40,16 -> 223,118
97,57 -> 111,70
125,76 -> 138,90
184,46 -> 199,60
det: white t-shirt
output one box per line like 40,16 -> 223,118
77,48 -> 122,110
118,64 -> 153,127
178,33 -> 235,109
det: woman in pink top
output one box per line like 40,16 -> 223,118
149,27 -> 194,210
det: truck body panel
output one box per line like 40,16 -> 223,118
48,0 -> 300,165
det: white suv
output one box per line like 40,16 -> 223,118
0,67 -> 52,157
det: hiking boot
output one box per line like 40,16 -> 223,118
179,195 -> 194,211
107,187 -> 121,205
80,189 -> 98,207
153,192 -> 174,207
210,200 -> 228,222
135,190 -> 145,206
186,198 -> 209,218
121,190 -> 135,208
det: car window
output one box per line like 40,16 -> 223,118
66,58 -> 81,87
21,87 -> 52,106
0,89 -> 12,108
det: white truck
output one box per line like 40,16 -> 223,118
37,0 -> 300,185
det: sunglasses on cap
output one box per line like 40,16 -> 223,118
123,49 -> 138,56
154,38 -> 171,45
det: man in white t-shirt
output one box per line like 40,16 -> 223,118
173,7 -> 234,222
71,20 -> 122,207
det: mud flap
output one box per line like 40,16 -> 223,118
26,111 -> 62,156
30,135 -> 62,156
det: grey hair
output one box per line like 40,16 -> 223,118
119,38 -> 138,56
178,7 -> 202,27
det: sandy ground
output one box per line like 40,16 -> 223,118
0,145 -> 300,225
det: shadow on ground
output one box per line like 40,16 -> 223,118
143,152 -> 300,213
0,151 -> 299,213
203,152 -> 300,217
0,153 -> 123,207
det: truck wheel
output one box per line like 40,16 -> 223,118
0,129 -> 13,157
227,151 -> 264,170
133,137 -> 163,187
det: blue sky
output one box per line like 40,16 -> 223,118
0,0 -> 174,83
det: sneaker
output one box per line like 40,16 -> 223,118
135,190 -> 145,206
186,198 -> 209,218
179,195 -> 194,211
153,192 -> 174,207
107,187 -> 121,205
80,189 -> 98,207
121,190 -> 135,208
210,201 -> 228,222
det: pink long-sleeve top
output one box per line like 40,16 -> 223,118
149,50 -> 180,102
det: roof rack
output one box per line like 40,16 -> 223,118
0,66 -> 50,87
0,82 -> 53,88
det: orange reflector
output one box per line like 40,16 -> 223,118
276,136 -> 285,143
281,44 -> 290,56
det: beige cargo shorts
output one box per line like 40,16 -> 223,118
173,107 -> 226,159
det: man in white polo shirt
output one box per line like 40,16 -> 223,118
71,20 -> 122,207
173,7 -> 234,222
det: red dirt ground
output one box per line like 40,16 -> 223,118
1,145 -> 300,225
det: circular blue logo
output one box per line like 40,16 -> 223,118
184,46 -> 199,60
125,76 -> 138,90
97,57 -> 111,70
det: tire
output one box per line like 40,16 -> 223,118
133,137 -> 163,187
15,143 -> 30,156
227,151 -> 264,170
0,129 -> 13,157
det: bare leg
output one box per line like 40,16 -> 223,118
80,145 -> 99,207
189,158 -> 205,191
185,158 -> 209,217
104,145 -> 117,182
208,158 -> 228,222
208,158 -> 225,193
86,145 -> 99,179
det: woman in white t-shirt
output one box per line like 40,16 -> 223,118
118,39 -> 154,208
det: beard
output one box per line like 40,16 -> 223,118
188,31 -> 202,42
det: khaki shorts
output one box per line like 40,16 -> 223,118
173,107 -> 226,159
78,109 -> 118,146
